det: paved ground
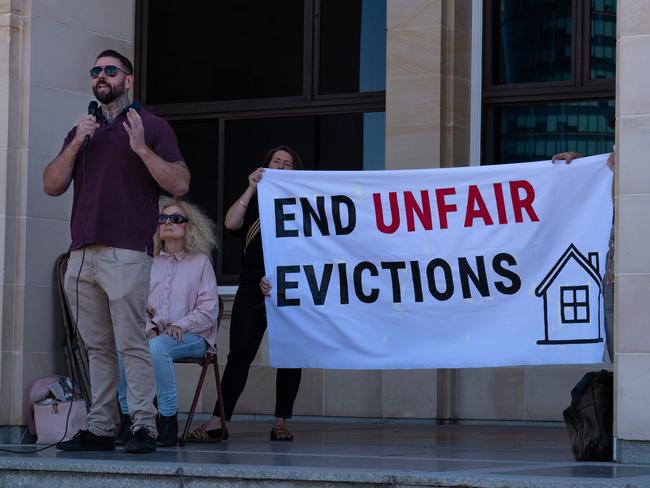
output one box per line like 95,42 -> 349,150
2,420 -> 650,487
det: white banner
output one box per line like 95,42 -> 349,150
257,155 -> 613,369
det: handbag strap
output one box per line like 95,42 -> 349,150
244,218 -> 261,254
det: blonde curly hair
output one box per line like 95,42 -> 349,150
154,197 -> 219,259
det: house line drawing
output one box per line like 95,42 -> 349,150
535,243 -> 603,345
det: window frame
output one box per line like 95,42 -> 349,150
134,0 -> 385,114
480,0 -> 615,164
134,0 -> 386,284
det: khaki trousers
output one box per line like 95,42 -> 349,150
64,246 -> 157,437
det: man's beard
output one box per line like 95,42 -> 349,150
93,80 -> 126,104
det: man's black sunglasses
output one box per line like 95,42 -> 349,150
159,214 -> 189,225
89,65 -> 131,78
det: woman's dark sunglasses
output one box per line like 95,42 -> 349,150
159,214 -> 189,225
89,65 -> 130,79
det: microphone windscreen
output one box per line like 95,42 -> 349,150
88,100 -> 99,116
84,101 -> 100,148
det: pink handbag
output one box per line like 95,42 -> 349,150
26,374 -> 64,435
33,399 -> 88,444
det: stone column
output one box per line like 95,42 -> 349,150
386,0 -> 470,170
614,0 -> 650,464
440,0 -> 471,168
386,0 -> 443,169
383,0 -> 471,421
1,0 -> 26,441
0,0 -> 135,439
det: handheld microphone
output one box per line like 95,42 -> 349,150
83,101 -> 100,148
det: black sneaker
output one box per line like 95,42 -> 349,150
124,427 -> 157,453
157,413 -> 178,447
56,429 -> 115,451
115,414 -> 132,446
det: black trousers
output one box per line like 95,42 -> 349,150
216,284 -> 302,420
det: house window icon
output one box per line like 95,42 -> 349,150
560,286 -> 590,324
536,244 -> 603,345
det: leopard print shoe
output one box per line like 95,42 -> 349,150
270,424 -> 294,441
186,424 -> 228,443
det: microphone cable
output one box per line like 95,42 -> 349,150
0,116 -> 93,454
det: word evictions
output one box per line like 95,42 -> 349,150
276,254 -> 521,307
274,180 -> 540,237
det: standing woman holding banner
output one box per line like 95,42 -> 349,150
187,145 -> 303,442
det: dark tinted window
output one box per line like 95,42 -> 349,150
492,99 -> 614,164
169,119 -> 220,263
590,0 -> 616,79
493,0 -> 572,84
137,1 -> 386,283
319,0 -> 386,94
146,1 -> 304,103
483,0 -> 616,164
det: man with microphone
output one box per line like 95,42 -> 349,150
43,49 -> 189,453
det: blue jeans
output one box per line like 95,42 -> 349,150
118,333 -> 207,417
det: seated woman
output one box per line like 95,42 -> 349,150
117,197 -> 220,447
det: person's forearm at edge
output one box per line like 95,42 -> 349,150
225,185 -> 256,231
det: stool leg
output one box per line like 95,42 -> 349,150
179,359 -> 210,447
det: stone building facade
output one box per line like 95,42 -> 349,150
1,0 -> 648,462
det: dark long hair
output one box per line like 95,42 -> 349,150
262,145 -> 303,170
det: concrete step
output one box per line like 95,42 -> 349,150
2,421 -> 650,488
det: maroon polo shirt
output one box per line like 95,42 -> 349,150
60,105 -> 184,255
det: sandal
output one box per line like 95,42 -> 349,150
270,425 -> 293,441
185,424 -> 228,443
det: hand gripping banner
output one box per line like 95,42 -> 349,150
257,155 -> 613,369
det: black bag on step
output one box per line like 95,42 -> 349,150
563,369 -> 613,461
